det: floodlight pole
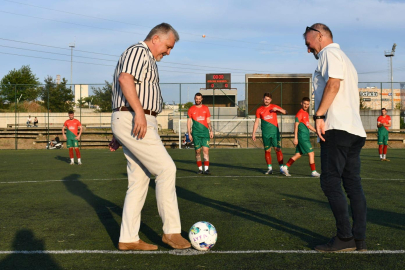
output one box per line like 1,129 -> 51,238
384,43 -> 397,110
69,42 -> 75,92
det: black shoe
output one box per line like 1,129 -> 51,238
355,240 -> 367,251
204,170 -> 211,175
197,170 -> 204,174
314,237 -> 356,252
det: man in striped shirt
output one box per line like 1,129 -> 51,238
111,23 -> 190,251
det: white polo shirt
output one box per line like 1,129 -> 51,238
313,43 -> 366,138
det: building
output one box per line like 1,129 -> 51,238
359,88 -> 403,110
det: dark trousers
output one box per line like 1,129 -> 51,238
320,129 -> 367,240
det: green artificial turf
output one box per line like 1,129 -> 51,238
0,148 -> 404,269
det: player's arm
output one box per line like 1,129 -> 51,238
187,118 -> 193,141
293,122 -> 299,146
76,125 -> 83,139
307,123 -> 316,132
273,106 -> 287,115
119,72 -> 147,139
315,77 -> 341,141
385,120 -> 391,128
62,125 -> 66,140
377,120 -> 383,128
207,117 -> 213,139
252,118 -> 260,141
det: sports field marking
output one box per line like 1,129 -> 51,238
0,249 -> 404,255
1,176 -> 405,185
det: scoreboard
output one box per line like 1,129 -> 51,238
206,73 -> 231,89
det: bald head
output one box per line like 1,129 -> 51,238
303,23 -> 334,60
303,23 -> 333,40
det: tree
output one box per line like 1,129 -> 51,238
40,76 -> 74,112
0,65 -> 40,103
84,96 -> 94,107
91,81 -> 112,112
183,102 -> 193,109
77,97 -> 86,108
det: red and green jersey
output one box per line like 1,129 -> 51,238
256,104 -> 282,135
295,109 -> 310,139
64,119 -> 81,140
188,105 -> 211,137
377,115 -> 391,131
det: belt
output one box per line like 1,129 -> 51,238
114,106 -> 157,117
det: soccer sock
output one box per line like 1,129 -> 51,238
197,161 -> 202,170
286,158 -> 295,168
69,148 -> 74,159
265,151 -> 271,166
383,145 -> 388,155
276,149 -> 283,166
204,161 -> 209,171
310,163 -> 316,172
379,145 -> 383,155
75,148 -> 81,159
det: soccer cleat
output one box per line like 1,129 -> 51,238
355,240 -> 367,252
70,161 -> 74,165
78,161 -> 82,165
197,170 -> 204,175
265,168 -> 273,175
380,158 -> 384,161
204,169 -> 211,175
311,171 -> 321,177
280,166 -> 291,177
314,236 -> 356,253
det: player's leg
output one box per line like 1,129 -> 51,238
74,143 -> 82,165
195,146 -> 203,174
308,152 -> 320,177
282,152 -> 302,176
275,130 -> 286,173
202,146 -> 211,174
67,139 -> 74,165
262,136 -> 272,174
383,133 -> 389,161
377,132 -> 384,161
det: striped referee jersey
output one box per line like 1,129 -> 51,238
112,41 -> 163,113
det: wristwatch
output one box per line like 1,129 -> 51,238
313,115 -> 325,121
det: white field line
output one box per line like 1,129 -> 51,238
0,249 -> 404,255
1,176 -> 405,184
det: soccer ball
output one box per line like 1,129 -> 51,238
189,221 -> 217,251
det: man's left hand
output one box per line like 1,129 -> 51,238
210,131 -> 213,139
316,119 -> 326,142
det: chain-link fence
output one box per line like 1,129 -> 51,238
1,81 -> 404,149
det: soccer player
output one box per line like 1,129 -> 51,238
187,93 -> 214,174
281,97 -> 321,177
252,92 -> 288,175
62,111 -> 82,165
377,108 -> 391,161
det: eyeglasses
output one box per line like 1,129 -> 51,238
306,26 -> 322,35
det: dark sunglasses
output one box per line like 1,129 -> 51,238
306,26 -> 321,34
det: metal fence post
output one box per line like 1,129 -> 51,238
14,85 -> 17,150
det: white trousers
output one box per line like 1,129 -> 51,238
111,111 -> 181,243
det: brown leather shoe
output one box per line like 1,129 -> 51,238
162,234 -> 191,249
118,240 -> 158,251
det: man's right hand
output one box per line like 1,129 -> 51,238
63,134 -> 67,140
252,134 -> 256,141
133,112 -> 147,139
293,138 -> 298,146
189,134 -> 193,142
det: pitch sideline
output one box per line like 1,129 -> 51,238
0,249 -> 404,255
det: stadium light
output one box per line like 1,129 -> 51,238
385,43 -> 397,109
69,42 -> 76,92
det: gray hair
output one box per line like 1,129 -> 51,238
144,23 -> 180,42
303,23 -> 333,39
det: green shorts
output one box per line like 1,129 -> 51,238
378,131 -> 388,145
66,138 -> 79,148
193,136 -> 210,150
263,132 -> 281,150
295,138 -> 313,155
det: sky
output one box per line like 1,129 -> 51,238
1,0 -> 404,103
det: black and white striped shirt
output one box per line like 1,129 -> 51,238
112,41 -> 163,113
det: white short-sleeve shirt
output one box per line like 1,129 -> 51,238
313,43 -> 366,138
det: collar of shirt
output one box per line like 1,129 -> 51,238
317,43 -> 340,58
139,41 -> 156,61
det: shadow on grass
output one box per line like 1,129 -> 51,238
54,155 -> 71,164
62,174 -> 161,248
149,182 -> 329,248
281,194 -> 405,231
0,230 -> 62,270
173,159 -> 265,174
